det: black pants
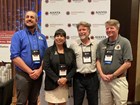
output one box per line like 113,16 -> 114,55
15,70 -> 43,105
73,72 -> 99,105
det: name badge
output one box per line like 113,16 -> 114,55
104,50 -> 113,64
82,52 -> 92,64
59,64 -> 67,77
31,50 -> 41,64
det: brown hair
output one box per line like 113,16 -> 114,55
105,19 -> 120,30
77,21 -> 91,33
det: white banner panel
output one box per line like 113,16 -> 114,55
42,0 -> 110,46
41,0 -> 110,105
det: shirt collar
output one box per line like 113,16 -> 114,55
24,27 -> 37,35
105,35 -> 121,44
77,38 -> 94,46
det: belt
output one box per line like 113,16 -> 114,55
76,72 -> 96,77
116,73 -> 125,78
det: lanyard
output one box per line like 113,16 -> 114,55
106,38 -> 117,51
26,30 -> 40,51
81,44 -> 92,64
80,44 -> 92,53
104,39 -> 117,65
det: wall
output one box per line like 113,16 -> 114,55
111,0 -> 139,102
135,2 -> 140,101
0,0 -> 41,31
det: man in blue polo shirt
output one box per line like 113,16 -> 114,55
10,10 -> 48,105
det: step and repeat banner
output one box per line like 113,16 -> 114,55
41,0 -> 110,46
0,0 -> 110,104
41,0 -> 110,105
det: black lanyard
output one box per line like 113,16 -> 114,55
26,30 -> 39,51
106,39 -> 117,51
80,44 -> 92,53
103,39 -> 117,65
81,43 -> 92,64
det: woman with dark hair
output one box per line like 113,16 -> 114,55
43,29 -> 76,105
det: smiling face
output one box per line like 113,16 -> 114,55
77,25 -> 90,41
24,11 -> 38,29
54,34 -> 66,46
105,25 -> 119,38
105,19 -> 120,41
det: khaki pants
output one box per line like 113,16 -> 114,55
100,77 -> 128,105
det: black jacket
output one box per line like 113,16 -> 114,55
43,46 -> 76,90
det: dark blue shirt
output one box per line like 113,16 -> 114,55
10,28 -> 48,71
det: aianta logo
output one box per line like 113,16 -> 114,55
46,36 -> 49,39
67,23 -> 71,27
50,11 -> 61,15
96,11 -> 107,15
94,36 -> 106,40
91,11 -> 95,15
45,24 -> 49,27
45,11 -> 49,15
66,11 -> 70,15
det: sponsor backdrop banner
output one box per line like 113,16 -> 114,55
42,0 -> 110,46
41,0 -> 110,105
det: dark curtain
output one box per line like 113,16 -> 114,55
0,0 -> 42,31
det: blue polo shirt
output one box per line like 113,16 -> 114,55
10,28 -> 48,71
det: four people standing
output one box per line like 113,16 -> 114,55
10,11 -> 133,105
96,19 -> 133,105
43,29 -> 76,105
70,21 -> 99,105
10,11 -> 48,105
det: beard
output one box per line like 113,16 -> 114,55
24,23 -> 37,29
79,35 -> 87,40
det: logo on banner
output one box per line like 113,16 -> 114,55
45,11 -> 61,16
50,11 -> 61,15
96,11 -> 107,15
66,11 -> 85,15
66,11 -> 70,15
45,24 -> 49,27
45,23 -> 64,27
70,11 -> 85,15
67,23 -> 77,27
42,0 -> 110,49
45,23 -> 64,28
94,36 -> 106,40
91,11 -> 95,15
